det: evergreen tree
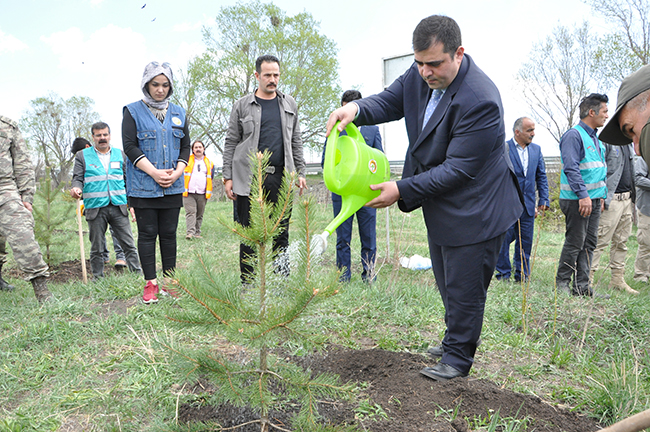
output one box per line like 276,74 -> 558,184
33,168 -> 74,265
164,152 -> 354,431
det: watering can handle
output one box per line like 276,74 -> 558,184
323,121 -> 364,176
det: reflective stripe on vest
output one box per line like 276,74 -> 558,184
183,154 -> 213,199
82,147 -> 127,209
560,124 -> 607,200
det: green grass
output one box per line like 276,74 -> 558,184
1,183 -> 650,430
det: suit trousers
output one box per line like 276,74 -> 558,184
428,232 -> 505,375
332,194 -> 377,282
236,170 -> 290,282
87,205 -> 140,278
183,193 -> 208,237
556,198 -> 601,294
591,196 -> 633,278
634,212 -> 650,281
495,211 -> 535,281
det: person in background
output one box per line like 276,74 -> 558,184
589,141 -> 637,295
122,61 -> 190,304
70,123 -> 141,279
222,54 -> 306,283
0,115 -> 52,302
633,156 -> 650,283
321,90 -> 383,283
183,140 -> 214,239
71,137 -> 128,270
495,117 -> 549,283
556,93 -> 609,298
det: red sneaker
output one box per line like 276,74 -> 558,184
142,281 -> 159,304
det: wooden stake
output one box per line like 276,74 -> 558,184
76,200 -> 87,284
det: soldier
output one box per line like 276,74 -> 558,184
0,238 -> 15,291
0,115 -> 52,303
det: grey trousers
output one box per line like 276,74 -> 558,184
87,205 -> 141,278
556,198 -> 601,294
183,193 -> 207,236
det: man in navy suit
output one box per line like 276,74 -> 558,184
495,117 -> 549,282
326,15 -> 522,380
322,90 -> 383,282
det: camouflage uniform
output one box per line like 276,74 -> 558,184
0,236 -> 6,265
0,116 -> 49,281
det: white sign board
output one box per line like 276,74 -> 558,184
381,53 -> 414,162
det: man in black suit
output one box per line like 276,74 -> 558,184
326,15 -> 522,380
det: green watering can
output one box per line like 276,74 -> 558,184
312,122 -> 390,256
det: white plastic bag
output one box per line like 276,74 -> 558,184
399,254 -> 432,270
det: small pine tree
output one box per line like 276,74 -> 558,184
32,167 -> 74,265
164,152 -> 354,432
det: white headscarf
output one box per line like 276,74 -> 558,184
141,61 -> 174,110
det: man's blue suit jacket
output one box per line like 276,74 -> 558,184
506,139 -> 550,217
355,54 -> 522,247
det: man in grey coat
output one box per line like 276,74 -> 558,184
633,156 -> 650,282
590,143 -> 638,294
222,54 -> 306,282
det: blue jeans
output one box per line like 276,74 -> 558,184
332,194 -> 377,282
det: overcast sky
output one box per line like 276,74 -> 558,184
1,0 -> 612,161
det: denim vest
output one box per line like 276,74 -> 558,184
124,101 -> 186,197
82,147 -> 127,209
560,124 -> 607,200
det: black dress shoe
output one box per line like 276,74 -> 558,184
427,344 -> 444,357
420,363 -> 467,381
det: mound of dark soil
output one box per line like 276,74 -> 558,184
178,348 -> 601,431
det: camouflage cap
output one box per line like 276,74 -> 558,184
600,64 -> 650,145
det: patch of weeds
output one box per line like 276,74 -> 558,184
549,339 -> 573,367
354,399 -> 388,421
467,407 -> 531,432
433,404 -> 460,422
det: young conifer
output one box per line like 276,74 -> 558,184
164,151 -> 354,431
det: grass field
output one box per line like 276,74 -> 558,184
1,177 -> 650,431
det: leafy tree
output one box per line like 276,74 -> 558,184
516,22 -> 606,143
164,152 -> 353,431
586,0 -> 649,87
173,0 -> 341,153
20,93 -> 99,186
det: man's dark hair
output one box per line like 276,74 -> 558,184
91,121 -> 110,134
413,15 -> 462,54
71,137 -> 91,155
255,55 -> 280,73
579,93 -> 609,119
192,140 -> 204,151
341,90 -> 362,105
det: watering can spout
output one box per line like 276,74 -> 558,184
313,121 -> 390,254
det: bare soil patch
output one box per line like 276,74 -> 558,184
6,259 -> 126,284
177,348 -> 601,431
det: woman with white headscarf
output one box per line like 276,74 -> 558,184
122,61 -> 190,304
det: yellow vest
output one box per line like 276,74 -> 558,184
183,154 -> 213,199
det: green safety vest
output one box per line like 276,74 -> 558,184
560,125 -> 607,200
82,147 -> 127,209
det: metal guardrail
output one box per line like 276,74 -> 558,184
305,161 -> 405,175
306,157 -> 561,176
